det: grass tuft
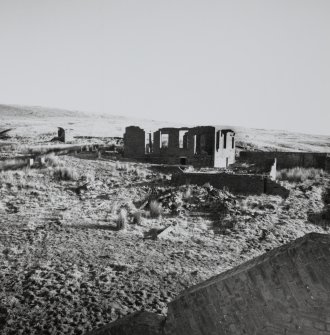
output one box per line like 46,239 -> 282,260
183,186 -> 192,199
45,153 -> 61,167
132,211 -> 143,224
115,161 -> 123,171
116,208 -> 127,230
277,167 -> 324,182
53,166 -> 78,181
149,201 -> 163,218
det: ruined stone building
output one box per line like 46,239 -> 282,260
58,127 -> 66,142
124,126 -> 236,168
50,127 -> 73,143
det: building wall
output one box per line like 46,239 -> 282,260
172,171 -> 289,197
146,155 -> 214,168
152,128 -> 190,156
123,126 -> 146,159
164,233 -> 330,335
269,158 -> 277,180
151,126 -> 215,167
150,126 -> 235,168
124,125 -> 236,168
239,151 -> 327,170
52,127 -> 74,143
326,155 -> 330,173
214,129 -> 236,168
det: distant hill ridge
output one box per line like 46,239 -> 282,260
0,104 -> 88,118
0,104 -> 329,152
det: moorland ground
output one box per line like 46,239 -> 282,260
0,150 -> 329,335
0,105 -> 329,334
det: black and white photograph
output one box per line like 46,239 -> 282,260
0,0 -> 330,334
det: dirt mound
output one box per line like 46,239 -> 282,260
89,233 -> 330,335
165,233 -> 330,335
86,311 -> 164,335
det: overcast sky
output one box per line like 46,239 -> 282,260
0,0 -> 329,135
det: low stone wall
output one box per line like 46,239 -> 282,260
145,155 -> 214,168
326,154 -> 330,173
0,145 -> 107,171
171,172 -> 289,197
0,157 -> 33,171
239,151 -> 328,170
148,165 -> 187,175
172,172 -> 264,194
265,178 -> 290,197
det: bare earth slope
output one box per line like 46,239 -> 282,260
1,104 -> 330,152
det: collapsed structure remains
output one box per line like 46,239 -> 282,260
124,126 -> 236,168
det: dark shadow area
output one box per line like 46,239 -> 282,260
308,186 -> 330,229
126,179 -> 172,190
70,224 -> 118,231
143,228 -> 163,240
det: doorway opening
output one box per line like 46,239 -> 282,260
180,157 -> 187,165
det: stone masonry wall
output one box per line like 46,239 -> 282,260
152,128 -> 190,156
326,154 -> 330,173
172,172 -> 264,194
123,126 -> 146,159
214,129 -> 236,168
146,155 -> 214,168
171,172 -> 289,197
239,151 -> 328,170
124,126 -> 236,168
151,127 -> 216,167
269,158 -> 277,180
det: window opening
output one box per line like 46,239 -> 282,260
161,133 -> 169,148
179,130 -> 188,149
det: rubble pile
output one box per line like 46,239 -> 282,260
141,184 -> 238,231
309,185 -> 330,226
